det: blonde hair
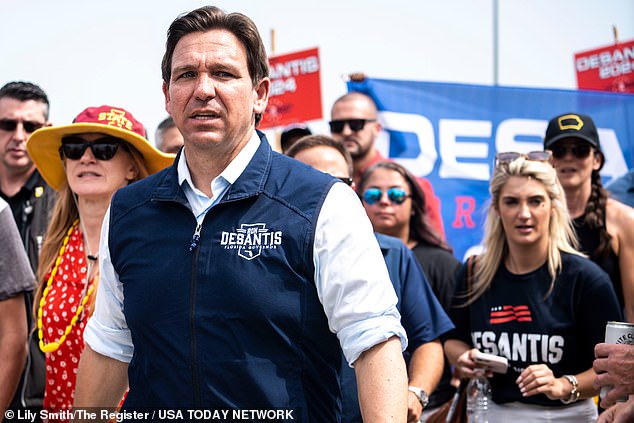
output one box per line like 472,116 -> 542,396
466,157 -> 582,304
33,144 -> 149,318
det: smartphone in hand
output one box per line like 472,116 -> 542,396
472,350 -> 508,374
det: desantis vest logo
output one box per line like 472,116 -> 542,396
220,223 -> 283,260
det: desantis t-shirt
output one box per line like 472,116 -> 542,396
447,253 -> 622,406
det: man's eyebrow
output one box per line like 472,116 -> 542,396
171,64 -> 196,74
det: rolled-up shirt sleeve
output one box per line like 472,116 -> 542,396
314,182 -> 407,366
83,207 -> 134,363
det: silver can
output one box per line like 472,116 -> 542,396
600,321 -> 634,402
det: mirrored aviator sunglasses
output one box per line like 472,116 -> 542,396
495,150 -> 552,166
59,136 -> 122,161
362,187 -> 410,205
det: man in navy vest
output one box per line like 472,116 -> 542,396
73,6 -> 407,422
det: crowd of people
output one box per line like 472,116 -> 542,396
1,5 -> 633,423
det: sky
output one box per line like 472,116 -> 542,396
2,0 -> 633,146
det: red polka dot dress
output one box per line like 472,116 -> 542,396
40,225 -> 97,414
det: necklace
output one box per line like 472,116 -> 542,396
37,219 -> 97,353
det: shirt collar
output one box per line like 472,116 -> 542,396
176,131 -> 261,194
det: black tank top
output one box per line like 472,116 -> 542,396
573,214 -> 623,308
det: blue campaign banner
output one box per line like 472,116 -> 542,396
347,78 -> 634,262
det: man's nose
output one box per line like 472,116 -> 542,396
340,122 -> 354,136
195,75 -> 217,101
12,122 -> 29,142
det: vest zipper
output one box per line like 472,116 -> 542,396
189,223 -> 202,252
190,222 -> 201,406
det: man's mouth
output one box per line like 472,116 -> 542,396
191,111 -> 220,120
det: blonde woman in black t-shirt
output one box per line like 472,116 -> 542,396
445,152 -> 621,422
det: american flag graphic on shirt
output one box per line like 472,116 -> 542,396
489,305 -> 532,324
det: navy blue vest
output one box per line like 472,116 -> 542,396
109,134 -> 341,421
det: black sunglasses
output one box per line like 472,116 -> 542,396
328,119 -> 376,134
362,187 -> 410,205
495,151 -> 552,166
0,119 -> 45,133
59,136 -> 123,161
549,143 -> 592,160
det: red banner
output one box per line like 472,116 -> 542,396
259,47 -> 322,130
575,39 -> 634,93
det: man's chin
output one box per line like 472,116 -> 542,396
7,158 -> 34,172
186,131 -> 224,145
345,145 -> 362,159
349,150 -> 369,160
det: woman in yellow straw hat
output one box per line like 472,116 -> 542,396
26,105 -> 173,413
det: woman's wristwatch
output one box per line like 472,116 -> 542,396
408,386 -> 430,409
560,374 -> 580,404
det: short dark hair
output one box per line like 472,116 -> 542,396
0,81 -> 50,119
155,116 -> 176,149
161,6 -> 269,125
285,135 -> 353,177
156,116 -> 176,132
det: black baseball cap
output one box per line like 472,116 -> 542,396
280,123 -> 311,152
543,113 -> 601,151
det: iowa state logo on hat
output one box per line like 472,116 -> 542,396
72,105 -> 147,138
557,114 -> 584,131
98,108 -> 134,131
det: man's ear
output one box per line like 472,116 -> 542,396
253,77 -> 271,115
162,81 -> 171,114
371,120 -> 382,137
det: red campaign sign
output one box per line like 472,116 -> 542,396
575,39 -> 634,93
259,47 -> 322,130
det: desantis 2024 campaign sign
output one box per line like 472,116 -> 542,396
348,77 -> 634,261
259,47 -> 322,129
575,39 -> 634,93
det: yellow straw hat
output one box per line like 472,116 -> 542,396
27,105 -> 175,191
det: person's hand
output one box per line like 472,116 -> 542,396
406,391 -> 422,423
516,364 -> 568,400
594,343 -> 634,408
456,349 -> 493,379
597,397 -> 634,423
